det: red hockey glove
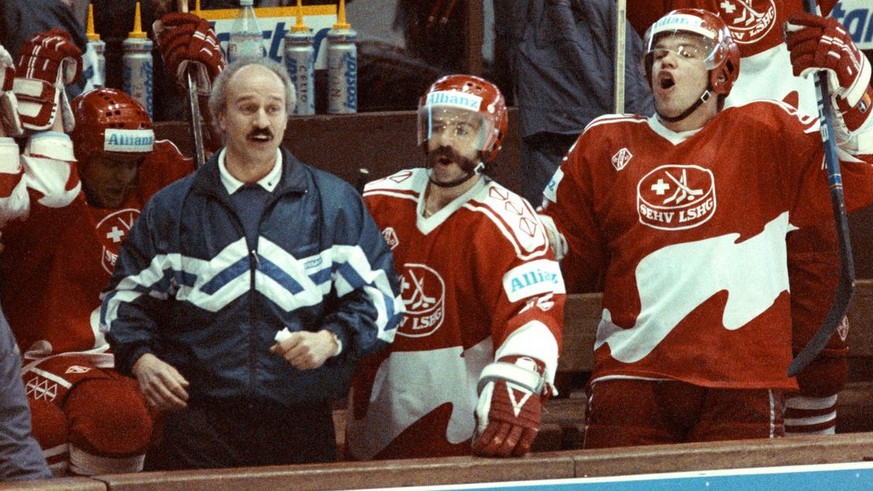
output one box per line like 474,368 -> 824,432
472,355 -> 547,457
12,29 -> 81,133
0,44 -> 22,136
154,13 -> 225,96
785,13 -> 872,132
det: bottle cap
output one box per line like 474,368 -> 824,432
86,4 -> 100,42
240,0 -> 254,6
128,1 -> 148,39
291,0 -> 309,33
332,0 -> 351,30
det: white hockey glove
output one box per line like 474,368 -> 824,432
0,44 -> 22,136
13,29 -> 82,133
472,355 -> 548,457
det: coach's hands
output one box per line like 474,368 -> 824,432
132,353 -> 190,411
271,328 -> 342,370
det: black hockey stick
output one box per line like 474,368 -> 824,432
788,0 -> 856,377
179,0 -> 206,168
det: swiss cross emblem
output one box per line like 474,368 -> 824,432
95,208 -> 140,274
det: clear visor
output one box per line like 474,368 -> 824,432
417,106 -> 494,153
645,31 -> 718,69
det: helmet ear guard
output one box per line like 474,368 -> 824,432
71,88 -> 155,167
417,74 -> 508,167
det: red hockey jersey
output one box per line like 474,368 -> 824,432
346,169 -> 565,460
0,138 -> 193,358
541,101 -> 873,390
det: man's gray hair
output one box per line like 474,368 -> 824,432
208,58 -> 297,123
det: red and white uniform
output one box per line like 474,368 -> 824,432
0,139 -> 192,358
628,0 -> 848,434
541,102 -> 873,390
346,169 -> 564,460
0,133 -> 192,474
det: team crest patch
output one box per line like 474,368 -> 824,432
718,0 -> 777,46
96,208 -> 140,274
612,148 -> 632,171
382,227 -> 399,250
637,165 -> 716,230
398,263 -> 445,338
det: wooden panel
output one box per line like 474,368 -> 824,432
849,280 -> 873,357
557,293 -> 601,373
97,454 -> 575,491
0,478 -> 105,490
569,432 -> 873,478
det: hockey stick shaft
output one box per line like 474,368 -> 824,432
788,0 -> 856,376
614,0 -> 626,113
177,0 -> 206,168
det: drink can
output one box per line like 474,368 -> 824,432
327,28 -> 357,114
284,30 -> 315,116
122,36 -> 153,118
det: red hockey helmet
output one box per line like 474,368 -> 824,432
71,88 -> 155,164
417,74 -> 508,165
643,8 -> 740,96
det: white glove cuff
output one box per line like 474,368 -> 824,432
841,55 -> 871,108
478,360 -> 545,396
0,137 -> 20,173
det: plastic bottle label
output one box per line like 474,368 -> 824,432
228,32 -> 266,63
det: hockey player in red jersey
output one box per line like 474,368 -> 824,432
539,8 -> 873,448
625,0 -> 852,437
347,75 -> 565,459
0,22 -> 220,475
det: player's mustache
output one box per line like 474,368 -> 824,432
248,128 -> 274,140
430,146 -> 460,161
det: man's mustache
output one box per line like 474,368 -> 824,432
248,128 -> 274,139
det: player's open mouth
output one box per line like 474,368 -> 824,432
658,73 -> 675,90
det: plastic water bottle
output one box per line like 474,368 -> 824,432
227,0 -> 266,63
326,0 -> 357,114
85,4 -> 105,89
283,2 -> 315,115
122,1 -> 153,117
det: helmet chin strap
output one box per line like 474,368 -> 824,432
428,161 -> 486,189
658,86 -> 712,124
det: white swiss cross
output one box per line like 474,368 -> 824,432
720,0 -> 736,14
651,178 -> 670,195
106,226 -> 125,243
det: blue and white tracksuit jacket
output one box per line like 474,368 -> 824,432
100,148 -> 404,406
